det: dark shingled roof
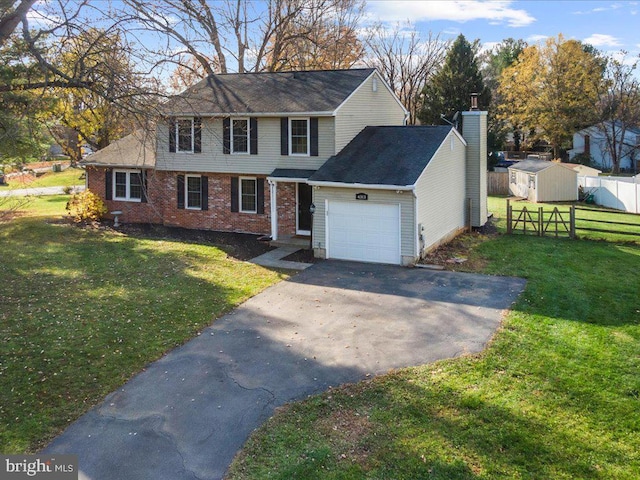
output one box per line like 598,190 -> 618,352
270,169 -> 317,179
80,130 -> 155,168
165,68 -> 376,115
309,126 -> 454,187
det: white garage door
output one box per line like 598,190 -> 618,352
327,201 -> 401,264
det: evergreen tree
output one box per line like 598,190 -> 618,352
418,34 -> 489,127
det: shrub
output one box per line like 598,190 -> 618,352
65,190 -> 107,222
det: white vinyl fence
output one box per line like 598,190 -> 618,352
578,175 -> 640,213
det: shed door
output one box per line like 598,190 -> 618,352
327,201 -> 401,265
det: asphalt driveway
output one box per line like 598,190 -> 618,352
44,260 -> 526,480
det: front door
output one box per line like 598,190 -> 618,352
296,183 -> 312,235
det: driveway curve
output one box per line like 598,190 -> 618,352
44,260 -> 526,480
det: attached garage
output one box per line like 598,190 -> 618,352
327,201 -> 401,264
308,115 -> 486,266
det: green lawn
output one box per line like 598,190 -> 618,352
5,167 -> 85,189
489,196 -> 640,243
227,198 -> 640,479
0,215 -> 285,453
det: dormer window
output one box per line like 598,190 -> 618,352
290,118 -> 310,156
231,119 -> 249,154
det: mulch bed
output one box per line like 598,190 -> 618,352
281,248 -> 323,264
111,223 -> 275,261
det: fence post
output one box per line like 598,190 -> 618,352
506,199 -> 511,235
570,206 -> 575,238
538,206 -> 543,237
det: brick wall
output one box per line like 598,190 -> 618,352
86,166 -> 164,224
88,167 -> 290,236
275,182 -> 297,236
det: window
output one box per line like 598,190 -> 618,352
176,118 -> 194,153
528,174 -> 536,189
290,118 -> 309,155
113,170 -> 142,202
240,177 -> 257,213
231,119 -> 249,154
510,171 -> 516,184
186,175 -> 202,210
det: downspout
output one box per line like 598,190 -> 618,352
413,189 -> 420,261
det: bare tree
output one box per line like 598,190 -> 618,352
0,0 -> 38,46
364,22 -> 448,124
120,0 -> 365,75
595,53 -> 640,173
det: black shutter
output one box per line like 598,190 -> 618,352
141,170 -> 148,203
223,117 -> 230,154
230,176 -> 239,212
169,117 -> 176,153
105,168 -> 112,200
177,174 -> 185,209
280,117 -> 288,155
194,117 -> 202,153
256,178 -> 264,214
250,117 -> 258,155
310,117 -> 319,156
201,176 -> 208,211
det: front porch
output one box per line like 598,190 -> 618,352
267,169 -> 316,242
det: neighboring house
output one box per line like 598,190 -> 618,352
83,68 -> 488,265
508,160 -> 578,202
568,122 -> 640,172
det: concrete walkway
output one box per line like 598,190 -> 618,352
44,261 -> 526,480
250,246 -> 313,270
0,185 -> 84,197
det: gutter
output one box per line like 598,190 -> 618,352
306,180 -> 415,191
164,111 -> 336,118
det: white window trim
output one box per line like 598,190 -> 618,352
231,118 -> 250,155
176,117 -> 194,154
113,169 -> 142,202
185,174 -> 202,210
289,117 -> 310,156
239,176 -> 257,214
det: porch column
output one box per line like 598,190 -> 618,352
268,179 -> 278,241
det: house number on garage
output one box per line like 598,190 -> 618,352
355,193 -> 368,200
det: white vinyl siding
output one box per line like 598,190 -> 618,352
334,72 -> 406,153
414,131 -> 467,254
156,117 -> 335,174
313,187 -> 415,265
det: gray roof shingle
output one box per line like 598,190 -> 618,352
164,68 -> 376,115
309,126 -> 453,187
80,130 -> 156,168
509,159 -> 557,173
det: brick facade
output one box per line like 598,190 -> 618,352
88,166 -> 300,237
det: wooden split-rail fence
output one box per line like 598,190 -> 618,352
506,200 -> 640,238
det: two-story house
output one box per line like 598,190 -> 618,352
83,68 -> 487,265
